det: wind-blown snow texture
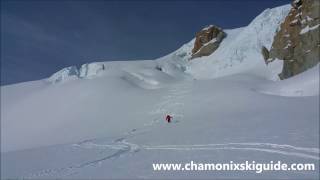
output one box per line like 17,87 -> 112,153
1,4 -> 319,179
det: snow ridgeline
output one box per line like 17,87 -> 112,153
47,5 -> 291,85
156,4 -> 291,80
47,62 -> 106,84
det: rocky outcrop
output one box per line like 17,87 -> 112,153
266,0 -> 319,79
261,46 -> 270,61
191,25 -> 226,59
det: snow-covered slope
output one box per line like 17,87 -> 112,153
2,62 -> 319,178
1,59 -> 185,152
257,64 -> 319,97
44,4 -> 291,86
157,4 -> 291,80
1,4 -> 319,179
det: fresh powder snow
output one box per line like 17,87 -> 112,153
1,4 -> 319,179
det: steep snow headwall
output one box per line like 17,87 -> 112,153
156,5 -> 291,80
186,5 -> 291,80
47,4 -> 292,84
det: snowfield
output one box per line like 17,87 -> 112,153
1,4 -> 319,179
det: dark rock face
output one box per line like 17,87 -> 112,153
191,25 -> 226,59
262,46 -> 270,61
267,0 -> 320,79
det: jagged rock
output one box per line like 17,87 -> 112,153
191,25 -> 226,59
261,46 -> 270,62
268,0 -> 320,79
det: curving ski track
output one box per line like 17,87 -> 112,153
23,82 -> 319,178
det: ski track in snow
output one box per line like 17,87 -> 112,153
24,141 -> 320,178
143,143 -> 320,160
23,81 -> 319,178
72,141 -> 320,161
24,81 -> 193,178
148,81 -> 192,125
73,141 -> 320,161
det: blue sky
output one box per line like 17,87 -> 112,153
1,0 -> 290,85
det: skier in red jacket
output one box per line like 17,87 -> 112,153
165,115 -> 172,123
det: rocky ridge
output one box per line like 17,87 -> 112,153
265,0 -> 319,79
